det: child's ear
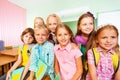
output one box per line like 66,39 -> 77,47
95,39 -> 99,44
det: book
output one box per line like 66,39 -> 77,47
9,67 -> 24,80
35,59 -> 47,80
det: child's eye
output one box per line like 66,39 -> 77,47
36,34 -> 39,36
29,37 -> 33,39
82,24 -> 87,26
102,37 -> 107,39
25,35 -> 28,37
42,34 -> 47,36
48,23 -> 52,26
64,33 -> 68,36
90,23 -> 93,25
111,36 -> 116,39
53,23 -> 57,25
58,34 -> 62,36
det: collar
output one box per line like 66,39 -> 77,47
35,41 -> 48,49
57,42 -> 72,53
50,32 -> 55,36
97,46 -> 115,54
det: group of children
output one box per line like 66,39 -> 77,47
1,12 -> 120,80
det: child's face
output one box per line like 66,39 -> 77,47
78,17 -> 94,35
47,17 -> 58,33
56,28 -> 71,48
34,18 -> 44,27
34,28 -> 49,45
96,29 -> 118,52
23,32 -> 34,44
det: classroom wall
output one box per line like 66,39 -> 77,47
0,0 -> 26,46
64,21 -> 77,36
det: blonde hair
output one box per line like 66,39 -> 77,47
34,24 -> 50,35
34,17 -> 44,27
55,23 -> 75,43
46,13 -> 61,25
95,24 -> 119,53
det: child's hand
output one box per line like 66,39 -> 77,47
6,71 -> 11,80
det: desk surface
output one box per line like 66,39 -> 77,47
0,48 -> 18,56
0,54 -> 17,66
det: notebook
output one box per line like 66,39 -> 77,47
35,59 -> 47,80
9,67 -> 24,80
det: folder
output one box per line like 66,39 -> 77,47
9,67 -> 24,80
35,59 -> 47,80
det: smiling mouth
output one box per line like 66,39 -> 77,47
61,40 -> 66,43
105,44 -> 112,47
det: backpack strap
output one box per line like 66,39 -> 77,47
28,44 -> 34,51
92,48 -> 100,66
92,48 -> 119,73
111,53 -> 119,73
19,44 -> 34,56
27,44 -> 35,56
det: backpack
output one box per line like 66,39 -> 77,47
83,48 -> 119,79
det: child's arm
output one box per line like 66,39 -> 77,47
71,57 -> 83,80
114,69 -> 120,80
6,54 -> 22,80
114,66 -> 120,80
47,44 -> 54,66
54,55 -> 60,75
88,64 -> 98,80
29,71 -> 35,80
87,49 -> 98,80
21,59 -> 30,80
29,47 -> 38,80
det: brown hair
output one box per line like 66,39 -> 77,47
21,28 -> 36,43
76,12 -> 95,36
76,12 -> 96,52
55,23 -> 75,43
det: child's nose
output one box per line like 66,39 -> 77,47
106,38 -> 111,42
62,35 -> 65,39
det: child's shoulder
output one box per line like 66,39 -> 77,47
75,35 -> 81,39
46,41 -> 54,46
18,44 -> 24,50
43,41 -> 54,49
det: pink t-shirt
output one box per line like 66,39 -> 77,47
54,43 -> 82,80
86,47 -> 119,80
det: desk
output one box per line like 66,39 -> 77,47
0,54 -> 16,66
0,54 -> 17,75
0,48 -> 18,75
0,48 -> 18,56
